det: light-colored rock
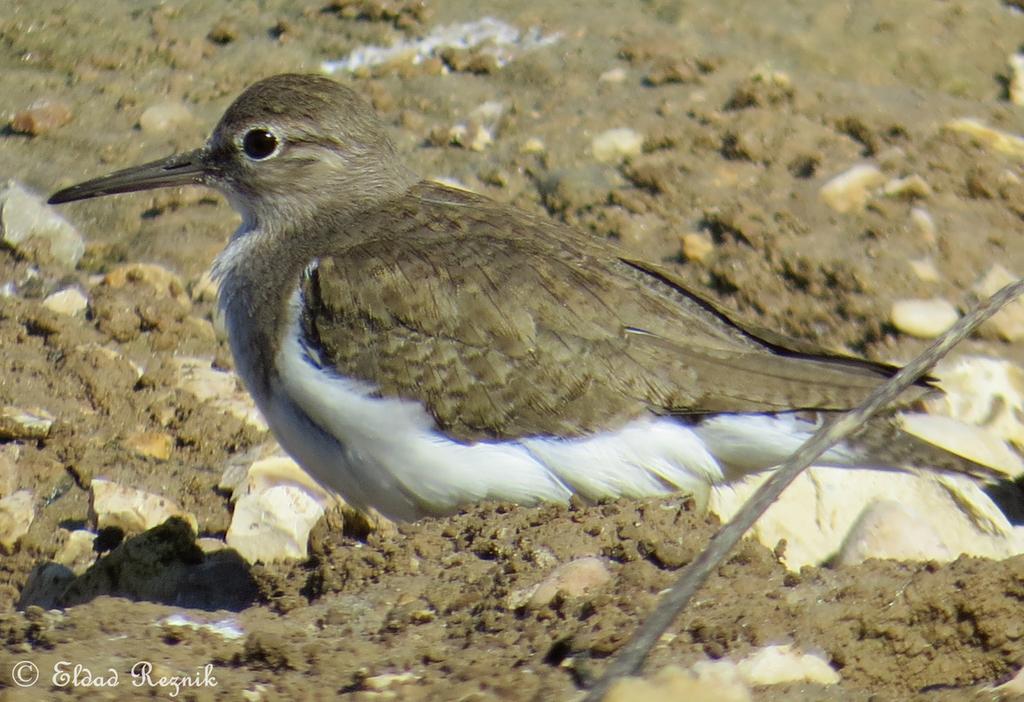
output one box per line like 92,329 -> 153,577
599,67 -> 628,83
42,287 -> 88,316
103,262 -> 190,307
592,127 -> 644,164
223,451 -> 342,564
520,137 -> 545,154
0,406 -> 54,440
10,99 -> 73,135
908,257 -> 940,283
973,264 -> 1024,341
521,557 -> 611,608
54,529 -> 97,573
924,356 -> 1024,455
0,180 -> 85,268
171,356 -> 267,430
910,206 -> 937,244
0,444 -> 22,497
883,174 -> 932,199
735,645 -> 840,686
681,232 -> 714,263
890,298 -> 959,339
819,164 -> 885,213
1010,53 -> 1024,106
0,490 -> 34,553
138,102 -> 194,134
362,671 -> 421,691
124,431 -> 174,461
159,613 -> 245,641
226,486 -> 326,563
710,466 -> 1024,570
945,118 -> 1024,160
231,454 -> 335,503
899,413 -> 1023,477
836,500 -> 950,566
605,664 -> 751,702
90,478 -> 198,533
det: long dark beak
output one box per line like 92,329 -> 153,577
48,148 -> 207,205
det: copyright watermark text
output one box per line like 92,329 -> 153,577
11,660 -> 217,697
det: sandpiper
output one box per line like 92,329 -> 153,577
49,74 -> 997,521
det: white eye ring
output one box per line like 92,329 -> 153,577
240,127 -> 280,160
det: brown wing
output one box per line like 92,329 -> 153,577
299,181 -> 910,442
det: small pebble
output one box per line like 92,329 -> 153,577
819,164 -> 885,213
599,67 -> 628,83
0,490 -> 35,553
520,137 -> 546,154
90,478 -> 198,533
10,99 -> 73,136
528,556 -> 611,608
592,127 -> 644,164
606,664 -> 751,702
945,118 -> 1024,160
836,500 -> 949,566
124,431 -> 174,461
1010,53 -> 1024,106
227,486 -> 326,563
42,287 -> 88,316
974,264 -> 1024,341
890,298 -> 958,339
909,206 -> 937,244
54,529 -> 97,573
735,645 -> 840,686
138,102 -> 194,134
172,356 -> 267,430
0,180 -> 85,269
0,406 -> 54,440
681,232 -> 714,263
908,258 -> 941,283
883,174 -> 932,199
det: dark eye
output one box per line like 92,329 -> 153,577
242,129 -> 279,160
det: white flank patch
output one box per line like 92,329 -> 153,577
262,288 -> 844,521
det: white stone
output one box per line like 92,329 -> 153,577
944,118 -> 1024,159
0,444 -> 21,497
710,466 -> 1024,570
910,206 -> 937,244
735,645 -> 840,686
898,413 -> 1023,477
592,128 -> 644,164
0,489 -> 34,553
226,485 -> 326,563
1011,54 -> 1024,106
232,454 -> 336,504
42,287 -> 88,316
883,174 -> 932,199
599,67 -> 628,83
138,102 -> 194,134
522,556 -> 612,608
54,529 -> 97,573
924,356 -> 1024,456
890,298 -> 959,339
908,257 -> 941,283
89,478 -> 198,533
0,406 -> 54,440
0,180 -> 85,268
171,356 -> 267,431
974,264 -> 1024,341
836,500 -> 950,566
819,164 -> 885,213
606,663 -> 751,702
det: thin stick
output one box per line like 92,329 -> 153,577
584,278 -> 1024,701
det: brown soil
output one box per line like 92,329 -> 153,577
2,0 -> 1024,699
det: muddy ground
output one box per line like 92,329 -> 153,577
2,0 -> 1024,699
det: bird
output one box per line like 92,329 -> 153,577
48,73 -> 1000,522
